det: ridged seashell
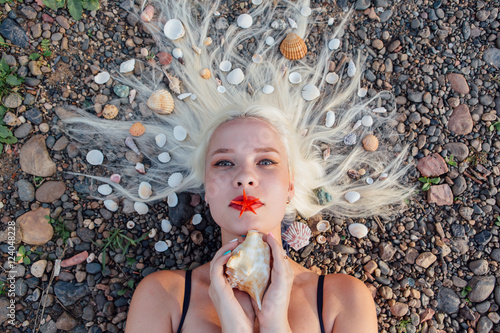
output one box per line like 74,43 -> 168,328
86,150 -> 104,165
288,72 -> 302,84
325,72 -> 339,84
104,199 -> 118,212
147,90 -> 174,115
262,85 -> 274,94
110,174 -> 121,183
328,38 -> 341,50
129,122 -> 145,137
125,136 -> 140,155
157,52 -> 173,65
138,182 -> 153,200
172,48 -> 183,59
288,18 -> 298,29
226,230 -> 270,311
102,104 -> 119,119
344,132 -> 356,145
362,135 -> 379,151
155,133 -> 167,148
158,152 -> 171,163
161,219 -> 172,233
168,172 -> 183,187
347,169 -> 360,179
325,111 -> 335,127
280,33 -> 307,60
347,59 -> 356,77
98,184 -> 112,196
164,19 -> 185,40
372,107 -> 387,113
349,223 -> 368,238
120,59 -> 135,73
191,44 -> 201,55
282,222 -> 312,251
265,36 -> 275,45
140,5 -> 154,22
192,214 -> 202,225
252,54 -> 263,64
94,71 -> 110,84
217,86 -> 226,94
134,202 -> 149,215
167,193 -> 178,207
300,6 -> 312,16
358,87 -> 368,98
173,125 -> 187,141
204,37 -> 213,45
316,220 -> 331,233
316,235 -> 326,244
155,241 -> 169,252
126,221 -> 135,229
344,191 -> 361,204
366,177 -> 374,184
135,162 -> 145,174
237,14 -> 253,29
200,68 -> 211,79
219,60 -> 232,72
362,115 -> 374,127
227,68 -> 245,85
129,89 -> 137,104
379,172 -> 388,181
301,84 -> 320,101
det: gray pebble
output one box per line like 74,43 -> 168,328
15,179 -> 35,202
437,287 -> 460,314
14,123 -> 32,138
477,316 -> 493,333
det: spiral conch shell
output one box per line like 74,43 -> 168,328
147,89 -> 175,115
226,230 -> 270,310
280,33 -> 307,60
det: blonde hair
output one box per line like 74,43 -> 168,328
62,0 -> 413,220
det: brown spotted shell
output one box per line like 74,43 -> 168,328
362,134 -> 379,151
147,89 -> 174,115
200,68 -> 211,79
279,33 -> 307,60
129,122 -> 146,137
102,104 -> 118,119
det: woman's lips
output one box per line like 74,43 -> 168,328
229,193 -> 263,216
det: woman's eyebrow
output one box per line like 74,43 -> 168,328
211,147 -> 280,155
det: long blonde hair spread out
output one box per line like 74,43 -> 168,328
62,0 -> 413,221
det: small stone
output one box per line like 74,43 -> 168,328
15,179 -> 35,202
35,181 -> 66,203
379,242 -> 396,261
474,230 -> 492,245
491,249 -> 500,262
55,16 -> 70,29
52,136 -> 69,151
420,308 -> 435,323
0,18 -> 29,48
427,184 -> 453,206
415,252 -> 437,268
408,91 -> 423,103
55,312 -> 78,331
483,48 -> 500,68
417,153 -> 448,177
355,0 -> 371,11
24,108 -> 43,125
437,287 -> 460,314
444,143 -> 469,161
54,281 -> 90,307
19,135 -> 57,177
14,123 -> 32,138
30,259 -> 47,278
448,104 -> 473,135
364,260 -> 377,274
378,286 -> 393,299
3,93 -> 22,108
469,259 -> 489,275
448,73 -> 469,95
459,206 -> 474,220
452,176 -> 467,196
477,317 -> 493,333
390,302 -> 409,317
468,275 -> 496,303
18,207 -> 53,245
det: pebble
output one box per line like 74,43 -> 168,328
19,135 -> 56,177
390,302 -> 408,317
417,153 -> 448,177
468,275 -> 496,303
3,93 -> 22,108
437,287 -> 460,314
448,104 -> 473,135
427,184 -> 453,206
443,143 -> 469,161
452,176 -> 467,196
35,181 -> 66,203
0,18 -> 29,48
17,207 -> 53,245
15,179 -> 35,202
415,252 -> 437,269
14,123 -> 32,138
30,259 -> 47,278
477,316 -> 493,333
474,230 -> 492,245
469,259 -> 489,275
54,281 -> 91,307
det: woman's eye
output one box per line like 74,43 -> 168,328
214,160 -> 233,167
259,159 -> 276,166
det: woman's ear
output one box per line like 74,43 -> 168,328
288,175 -> 295,200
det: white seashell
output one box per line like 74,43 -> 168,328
86,150 -> 104,165
323,147 -> 330,160
344,132 -> 356,145
262,85 -> 274,94
158,152 -> 171,163
349,223 -> 368,238
149,228 -> 157,238
328,17 -> 334,26
252,0 -> 263,4
366,177 -> 374,184
347,59 -> 356,77
173,125 -> 187,141
94,71 -> 110,84
265,36 -> 275,45
316,235 -> 327,244
344,191 -> 361,203
98,184 -> 112,196
237,14 -> 253,29
358,87 -> 368,98
126,221 -> 135,229
379,172 -> 388,181
134,202 -> 149,215
316,220 -> 331,232
110,174 -> 121,183
282,222 -> 312,251
177,93 -> 192,100
138,182 -> 153,200
252,54 -> 263,64
192,214 -> 202,225
135,162 -> 145,174
167,193 -> 178,207
325,111 -> 335,127
203,36 -> 213,45
219,60 -> 232,72
104,199 -> 118,212
288,72 -> 302,84
301,84 -> 320,101
372,107 -> 387,113
288,18 -> 298,29
190,94 -> 197,101
155,241 -> 169,252
362,115 -> 374,127
161,219 -> 172,233
129,89 -> 137,104
86,253 -> 95,263
353,120 -> 362,130
125,137 -> 140,155
227,68 -> 245,85
155,133 -> 167,148
168,172 -> 183,187
325,72 -> 339,84
120,59 -> 135,73
172,48 -> 183,59
191,44 -> 201,55
300,6 -> 312,17
328,38 -> 341,50
164,19 -> 185,40
217,86 -> 226,94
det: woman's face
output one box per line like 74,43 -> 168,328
204,118 -> 294,236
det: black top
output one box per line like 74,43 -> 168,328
176,271 -> 326,333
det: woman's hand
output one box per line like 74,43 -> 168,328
254,233 -> 294,333
208,239 -> 255,333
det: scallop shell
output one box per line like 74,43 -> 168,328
328,38 -> 341,50
300,6 -> 312,16
134,202 -> 149,215
168,172 -> 183,187
226,230 -> 270,311
316,220 -> 331,233
200,68 -> 211,79
252,54 -> 263,64
301,84 -> 320,101
155,133 -> 167,148
372,107 -> 387,113
192,214 -> 202,225
280,33 -> 307,60
147,90 -> 174,115
110,174 -> 121,183
167,193 -> 178,207
347,59 -> 356,77
164,19 -> 185,40
129,122 -> 145,137
126,221 -> 135,229
138,182 -> 153,200
98,184 -> 112,196
288,72 -> 302,84
237,14 -> 253,29
358,87 -> 368,98
173,125 -> 187,141
158,152 -> 171,163
94,71 -> 110,84
265,36 -> 275,45
140,5 -> 154,22
102,104 -> 118,119
344,132 -> 356,145
362,135 -> 379,151
104,199 -> 118,212
325,72 -> 339,84
120,59 -> 135,73
362,115 -> 374,127
325,111 -> 335,127
262,85 -> 274,94
227,68 -> 245,85
86,150 -> 104,165
125,136 -> 140,155
135,162 -> 145,174
155,241 -> 169,252
344,191 -> 361,204
161,219 -> 172,233
316,235 -> 326,244
172,48 -> 183,59
219,60 -> 232,72
349,223 -> 368,238
282,222 -> 312,251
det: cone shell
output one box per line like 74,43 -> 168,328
362,135 -> 379,151
282,222 -> 312,251
280,33 -> 307,60
147,90 -> 175,115
226,230 -> 270,311
102,104 -> 118,119
129,122 -> 145,137
200,68 -> 211,79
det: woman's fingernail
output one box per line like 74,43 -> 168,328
241,235 -> 246,238
229,238 -> 238,243
223,250 -> 231,255
268,232 -> 276,240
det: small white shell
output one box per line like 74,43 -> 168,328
349,223 -> 368,238
155,133 -> 167,148
265,36 -> 275,45
252,54 -> 263,64
353,120 -> 362,130
164,19 -> 185,40
135,162 -> 145,174
86,150 -> 104,165
94,71 -> 110,84
252,0 -> 263,4
167,193 -> 178,207
325,72 -> 339,84
347,59 -> 356,77
316,220 -> 331,232
344,132 -> 356,145
161,219 -> 172,233
134,202 -> 149,215
98,184 -> 112,196
328,38 -> 341,50
138,182 -> 153,200
237,14 -> 253,29
288,18 -> 298,29
173,125 -> 188,141
328,17 -> 334,25
110,174 -> 121,183
154,241 -> 169,252
379,172 -> 388,180
120,59 -> 135,73
168,172 -> 183,188
362,115 -> 374,127
158,152 -> 171,163
262,85 -> 274,94
104,199 -> 118,212
366,177 -> 374,184
358,87 -> 368,98
177,93 -> 192,100
301,84 -> 320,101
149,228 -> 157,238
300,6 -> 312,17
325,111 -> 335,128
219,60 -> 232,72
372,107 -> 387,113
217,86 -> 226,94
126,221 -> 135,229
86,253 -> 95,263
172,48 -> 183,59
227,68 -> 245,85
192,214 -> 202,225
288,72 -> 302,84
344,191 -> 361,203
129,89 -> 137,104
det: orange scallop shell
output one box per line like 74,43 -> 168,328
200,68 -> 211,79
362,134 -> 379,151
129,122 -> 146,137
280,33 -> 307,60
102,104 -> 118,119
147,89 -> 174,115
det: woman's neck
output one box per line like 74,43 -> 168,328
220,226 -> 283,246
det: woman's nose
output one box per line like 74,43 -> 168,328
233,166 -> 258,188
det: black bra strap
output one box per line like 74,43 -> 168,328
177,270 -> 192,333
317,275 -> 325,333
